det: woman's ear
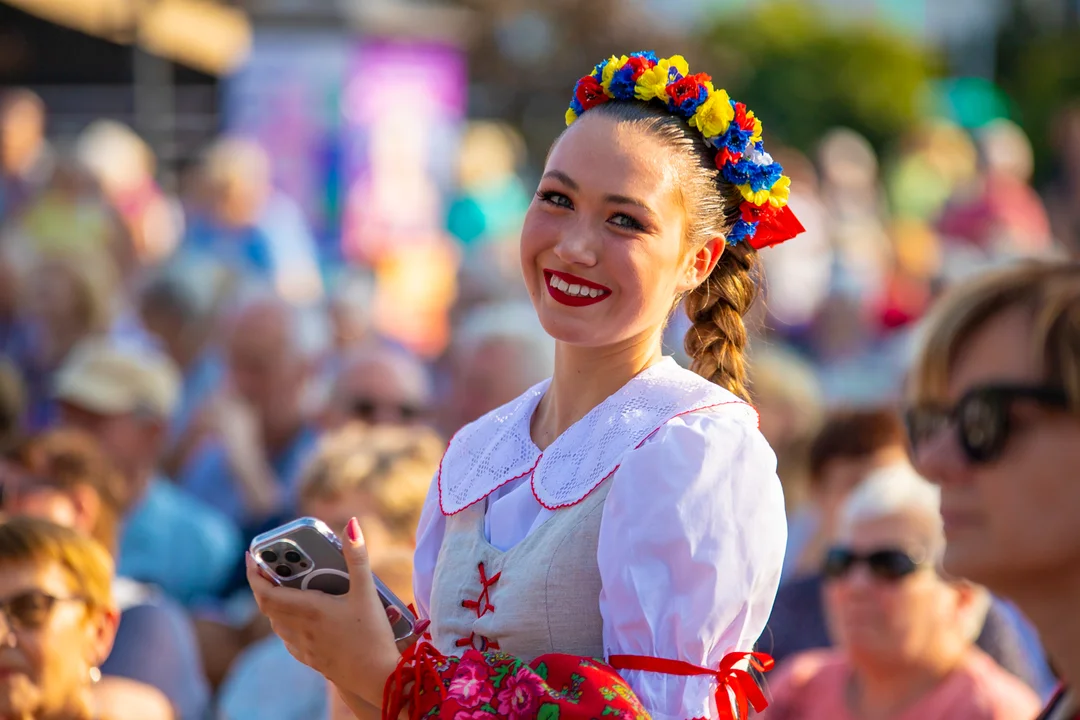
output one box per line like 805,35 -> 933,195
680,237 -> 725,293
86,605 -> 120,670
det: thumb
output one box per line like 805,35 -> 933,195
342,517 -> 373,586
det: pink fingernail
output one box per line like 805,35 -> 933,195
414,619 -> 431,635
346,517 -> 361,543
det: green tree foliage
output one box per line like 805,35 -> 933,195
699,1 -> 939,154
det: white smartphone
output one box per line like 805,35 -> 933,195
249,516 -> 418,642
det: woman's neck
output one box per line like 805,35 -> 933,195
530,330 -> 664,451
1007,569 -> 1080,692
849,646 -> 967,720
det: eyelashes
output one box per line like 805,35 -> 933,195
535,190 -> 646,231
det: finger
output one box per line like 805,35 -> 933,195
341,517 -> 374,588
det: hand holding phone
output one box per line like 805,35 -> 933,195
249,517 -> 418,642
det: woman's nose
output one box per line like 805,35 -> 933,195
553,229 -> 598,267
912,429 -> 966,486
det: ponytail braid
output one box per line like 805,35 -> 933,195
684,244 -> 760,402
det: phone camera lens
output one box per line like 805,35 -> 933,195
276,565 -> 293,577
284,550 -> 302,564
260,550 -> 278,564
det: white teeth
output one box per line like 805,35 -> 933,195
549,275 -> 605,298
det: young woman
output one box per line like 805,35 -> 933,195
248,52 -> 805,720
905,261 -> 1080,720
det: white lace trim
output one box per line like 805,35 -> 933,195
438,357 -> 759,515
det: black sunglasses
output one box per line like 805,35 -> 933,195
349,399 -> 425,423
905,384 -> 1069,464
822,547 -> 925,582
0,590 -> 84,632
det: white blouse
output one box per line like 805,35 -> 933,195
413,357 -> 787,720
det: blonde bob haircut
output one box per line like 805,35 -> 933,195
298,424 -> 444,542
0,516 -> 115,614
908,261 -> 1080,410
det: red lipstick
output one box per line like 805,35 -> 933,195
544,270 -> 611,307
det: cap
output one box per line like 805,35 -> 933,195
53,337 -> 181,420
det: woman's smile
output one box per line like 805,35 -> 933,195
544,269 -> 611,307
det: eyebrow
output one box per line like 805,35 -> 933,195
541,170 -> 655,217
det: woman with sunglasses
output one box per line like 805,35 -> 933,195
763,462 -> 1040,720
0,516 -> 121,720
906,261 -> 1080,720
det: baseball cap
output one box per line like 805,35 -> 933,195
53,337 -> 181,419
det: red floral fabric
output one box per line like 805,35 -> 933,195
384,642 -> 651,720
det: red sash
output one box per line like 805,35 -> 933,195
609,651 -> 775,720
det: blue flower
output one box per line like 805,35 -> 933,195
748,162 -> 784,193
630,50 -> 659,63
609,65 -> 638,100
721,158 -> 756,186
714,125 -> 753,156
727,219 -> 758,246
592,58 -> 609,79
568,94 -> 584,116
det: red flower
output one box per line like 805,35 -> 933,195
625,55 -> 653,80
733,102 -> 756,133
739,200 -> 777,223
665,72 -> 710,108
575,76 -> 609,111
715,147 -> 743,169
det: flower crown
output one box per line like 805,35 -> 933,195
565,52 -> 805,250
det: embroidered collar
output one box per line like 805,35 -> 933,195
438,357 -> 758,515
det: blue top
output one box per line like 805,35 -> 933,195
118,476 -> 243,606
217,634 -> 328,720
103,578 -> 211,720
177,426 -> 319,530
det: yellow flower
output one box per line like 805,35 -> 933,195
749,113 -> 763,144
634,55 -> 690,102
565,107 -> 578,126
601,55 -> 630,96
689,87 -> 735,139
740,175 -> 791,208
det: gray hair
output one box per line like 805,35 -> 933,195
455,302 -> 555,384
840,462 -> 944,558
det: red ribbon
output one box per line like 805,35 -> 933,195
608,651 -> 775,720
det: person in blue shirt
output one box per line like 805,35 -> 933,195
51,336 -> 242,605
177,296 -> 319,538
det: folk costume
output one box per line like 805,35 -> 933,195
383,51 -> 805,720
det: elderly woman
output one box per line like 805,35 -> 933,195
0,430 -> 203,720
906,261 -> 1080,719
0,515 -> 126,720
763,462 -> 1040,720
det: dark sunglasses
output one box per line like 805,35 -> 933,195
822,547 -> 924,582
0,590 -> 84,632
905,384 -> 1069,464
349,399 -> 425,423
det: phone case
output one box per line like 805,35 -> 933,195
249,517 -> 417,640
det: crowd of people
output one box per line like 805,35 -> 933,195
0,75 -> 1076,720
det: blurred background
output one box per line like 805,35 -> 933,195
0,0 -> 1078,718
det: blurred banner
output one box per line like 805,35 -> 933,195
340,40 -> 466,357
223,30 -> 348,246
224,36 -> 466,357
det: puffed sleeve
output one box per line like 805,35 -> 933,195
597,410 -> 787,720
412,472 -> 444,621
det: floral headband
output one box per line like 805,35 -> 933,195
565,52 -> 805,250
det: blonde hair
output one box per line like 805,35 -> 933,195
0,516 -> 114,613
908,261 -> 1080,410
298,425 -> 443,542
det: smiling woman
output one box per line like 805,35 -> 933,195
249,51 -> 805,720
